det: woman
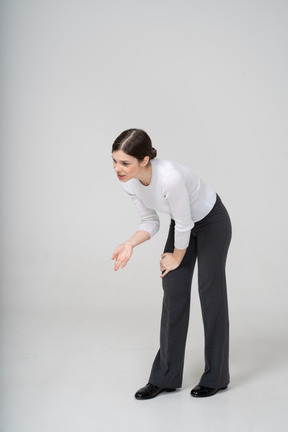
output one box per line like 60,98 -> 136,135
111,129 -> 232,399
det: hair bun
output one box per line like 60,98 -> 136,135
151,147 -> 157,159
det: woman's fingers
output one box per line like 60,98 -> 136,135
112,248 -> 121,261
160,257 -> 168,277
160,268 -> 169,278
112,243 -> 133,271
114,253 -> 128,271
114,258 -> 123,271
160,252 -> 180,278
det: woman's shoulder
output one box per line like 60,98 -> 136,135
153,159 -> 188,194
154,158 -> 188,179
153,158 -> 183,175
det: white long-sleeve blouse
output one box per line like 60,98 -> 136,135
122,158 -> 216,249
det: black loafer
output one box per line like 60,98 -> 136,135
190,385 -> 228,398
135,383 -> 176,400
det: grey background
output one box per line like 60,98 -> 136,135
1,1 -> 287,431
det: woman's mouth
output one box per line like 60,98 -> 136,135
117,173 -> 125,180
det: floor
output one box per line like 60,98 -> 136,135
1,270 -> 288,432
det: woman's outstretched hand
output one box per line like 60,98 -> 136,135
160,252 -> 181,278
112,242 -> 133,271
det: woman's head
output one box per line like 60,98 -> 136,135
112,129 -> 157,162
112,129 -> 157,183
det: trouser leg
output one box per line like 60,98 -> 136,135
195,196 -> 232,388
149,196 -> 231,389
149,221 -> 197,388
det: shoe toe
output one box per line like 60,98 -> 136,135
135,383 -> 159,399
135,383 -> 176,400
191,385 -> 227,398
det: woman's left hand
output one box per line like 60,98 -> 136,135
160,253 -> 181,278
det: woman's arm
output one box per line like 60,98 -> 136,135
126,230 -> 151,247
172,247 -> 187,264
112,230 -> 150,271
163,173 -> 194,250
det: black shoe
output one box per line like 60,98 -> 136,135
135,383 -> 176,400
190,385 -> 228,398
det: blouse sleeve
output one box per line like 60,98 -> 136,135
127,193 -> 160,238
163,173 -> 194,249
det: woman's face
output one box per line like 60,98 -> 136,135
112,150 -> 147,182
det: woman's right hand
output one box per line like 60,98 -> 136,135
112,242 -> 133,271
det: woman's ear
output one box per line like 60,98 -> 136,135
141,156 -> 150,168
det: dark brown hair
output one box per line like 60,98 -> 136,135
112,129 -> 157,162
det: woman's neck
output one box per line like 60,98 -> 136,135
138,163 -> 152,186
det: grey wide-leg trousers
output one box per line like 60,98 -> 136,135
149,195 -> 232,389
